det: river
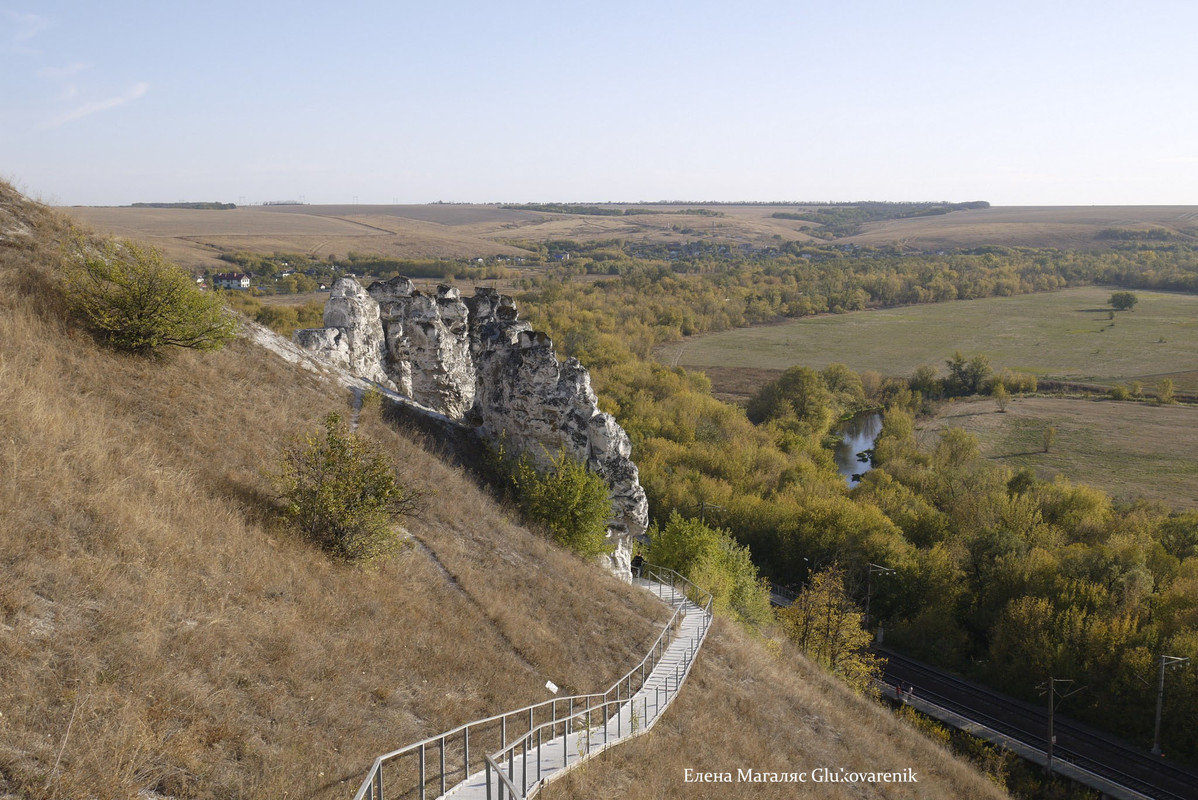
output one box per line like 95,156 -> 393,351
834,411 -> 883,487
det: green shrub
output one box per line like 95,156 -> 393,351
62,235 -> 237,354
503,448 -> 613,558
277,413 -> 419,562
648,511 -> 772,626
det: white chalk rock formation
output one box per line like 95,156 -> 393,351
293,279 -> 648,580
292,279 -> 392,388
368,277 -> 477,419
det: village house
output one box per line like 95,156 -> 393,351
213,272 -> 251,290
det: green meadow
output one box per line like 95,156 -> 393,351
660,285 -> 1198,392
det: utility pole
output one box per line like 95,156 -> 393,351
1037,678 -> 1084,775
1152,655 -> 1189,756
696,499 -> 724,525
864,563 -> 895,629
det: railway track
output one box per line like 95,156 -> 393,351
877,647 -> 1198,800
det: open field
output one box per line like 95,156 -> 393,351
916,396 -> 1198,511
659,286 -> 1198,394
64,203 -> 1198,273
842,205 -> 1198,251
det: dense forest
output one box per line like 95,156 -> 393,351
507,240 -> 1198,762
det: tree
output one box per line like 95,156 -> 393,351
647,511 -> 771,625
277,413 -> 419,562
992,381 -> 1009,412
777,565 -> 885,693
1159,377 -> 1176,405
1109,291 -> 1138,311
944,351 -> 992,396
62,236 -> 237,354
1042,425 -> 1056,453
746,365 -> 833,435
508,449 -> 613,558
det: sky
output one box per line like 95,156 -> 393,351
3,0 -> 1197,206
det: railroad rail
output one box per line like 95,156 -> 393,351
879,647 -> 1198,800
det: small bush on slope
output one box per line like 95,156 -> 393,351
495,446 -> 613,558
277,412 -> 420,562
646,510 -> 772,626
60,234 -> 237,354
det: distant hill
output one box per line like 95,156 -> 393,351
65,201 -> 1198,271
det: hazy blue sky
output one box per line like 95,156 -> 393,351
4,1 -> 1196,206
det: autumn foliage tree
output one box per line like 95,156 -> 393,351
777,566 -> 885,694
504,448 -> 613,558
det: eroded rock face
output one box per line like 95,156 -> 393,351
293,279 -> 648,579
292,279 -> 392,388
368,277 -> 476,419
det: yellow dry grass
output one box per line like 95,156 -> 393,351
546,619 -> 1009,800
0,185 -> 665,798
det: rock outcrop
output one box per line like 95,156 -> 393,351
294,278 -> 648,579
292,279 -> 392,388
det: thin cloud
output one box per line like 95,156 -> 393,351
37,61 -> 89,79
4,10 -> 50,52
42,82 -> 150,129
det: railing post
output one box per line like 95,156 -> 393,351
372,763 -> 382,800
502,715 -> 507,750
439,737 -> 446,798
486,758 -> 493,800
522,736 -> 528,796
418,743 -> 426,800
464,727 -> 470,781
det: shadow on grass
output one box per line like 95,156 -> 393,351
215,474 -> 285,527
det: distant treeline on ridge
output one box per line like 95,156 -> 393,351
131,202 -> 236,210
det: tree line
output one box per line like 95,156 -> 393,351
508,242 -> 1198,762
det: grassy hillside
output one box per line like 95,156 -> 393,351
3,183 -> 1006,799
0,184 -> 666,797
547,619 -> 1008,800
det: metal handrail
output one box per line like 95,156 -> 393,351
482,587 -> 713,799
484,753 -> 524,800
351,564 -> 713,800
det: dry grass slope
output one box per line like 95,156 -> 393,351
547,620 -> 1008,800
4,183 -> 1007,799
0,184 -> 664,798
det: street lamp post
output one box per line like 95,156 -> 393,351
1152,655 -> 1189,756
